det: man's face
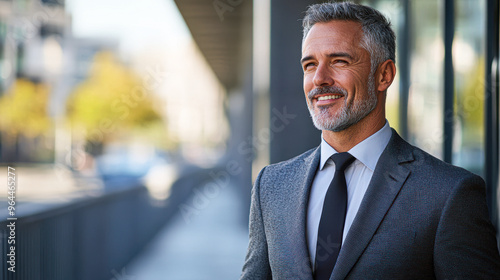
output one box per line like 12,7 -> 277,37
301,20 -> 378,132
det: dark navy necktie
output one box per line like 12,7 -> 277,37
314,152 -> 355,280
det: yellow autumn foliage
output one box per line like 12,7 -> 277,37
0,79 -> 51,137
66,51 -> 163,141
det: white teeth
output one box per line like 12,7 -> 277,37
317,95 -> 342,101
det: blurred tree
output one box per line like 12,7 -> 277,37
66,51 -> 165,149
0,79 -> 51,137
0,79 -> 53,162
457,57 -> 484,144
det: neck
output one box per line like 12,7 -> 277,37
322,109 -> 386,153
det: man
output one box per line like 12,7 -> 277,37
241,2 -> 500,280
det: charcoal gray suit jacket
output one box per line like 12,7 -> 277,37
241,129 -> 500,279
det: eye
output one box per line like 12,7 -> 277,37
333,59 -> 348,65
303,62 -> 316,71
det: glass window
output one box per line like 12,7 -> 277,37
15,43 -> 24,76
41,0 -> 64,7
407,0 -> 444,159
452,0 -> 486,176
361,0 -> 401,131
0,20 -> 6,90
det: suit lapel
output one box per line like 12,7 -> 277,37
332,130 -> 414,280
288,146 -> 320,278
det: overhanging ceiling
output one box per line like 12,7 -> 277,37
173,0 -> 252,90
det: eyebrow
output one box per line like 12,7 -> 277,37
300,52 -> 354,64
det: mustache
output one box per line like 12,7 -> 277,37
308,86 -> 348,100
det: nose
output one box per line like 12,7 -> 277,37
313,63 -> 334,87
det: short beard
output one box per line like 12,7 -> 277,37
307,74 -> 377,132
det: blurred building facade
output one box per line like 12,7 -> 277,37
0,0 -> 71,163
160,39 -> 229,162
0,0 -> 70,89
0,0 -> 229,168
0,0 -> 126,165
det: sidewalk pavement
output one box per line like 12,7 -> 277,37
125,182 -> 249,280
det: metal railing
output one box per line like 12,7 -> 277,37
0,166 -> 218,280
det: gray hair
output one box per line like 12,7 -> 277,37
302,2 -> 396,71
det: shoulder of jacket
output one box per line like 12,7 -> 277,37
405,143 -> 483,184
262,146 -> 318,172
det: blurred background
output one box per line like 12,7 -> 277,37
0,0 -> 499,279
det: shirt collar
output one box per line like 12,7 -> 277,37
320,121 -> 392,171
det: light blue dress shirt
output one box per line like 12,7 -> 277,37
307,121 -> 392,267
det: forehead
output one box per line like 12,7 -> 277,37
302,20 -> 365,55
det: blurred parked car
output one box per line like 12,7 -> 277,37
95,144 -> 178,194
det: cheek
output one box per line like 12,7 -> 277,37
341,74 -> 369,99
303,75 -> 312,94
302,77 -> 310,96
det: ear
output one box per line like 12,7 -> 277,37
376,59 -> 396,92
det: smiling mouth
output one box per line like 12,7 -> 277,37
316,95 -> 343,101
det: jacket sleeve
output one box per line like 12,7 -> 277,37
240,167 -> 273,280
433,174 -> 500,279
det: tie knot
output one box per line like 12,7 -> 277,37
330,152 -> 355,171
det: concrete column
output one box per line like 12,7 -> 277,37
269,0 -> 321,163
